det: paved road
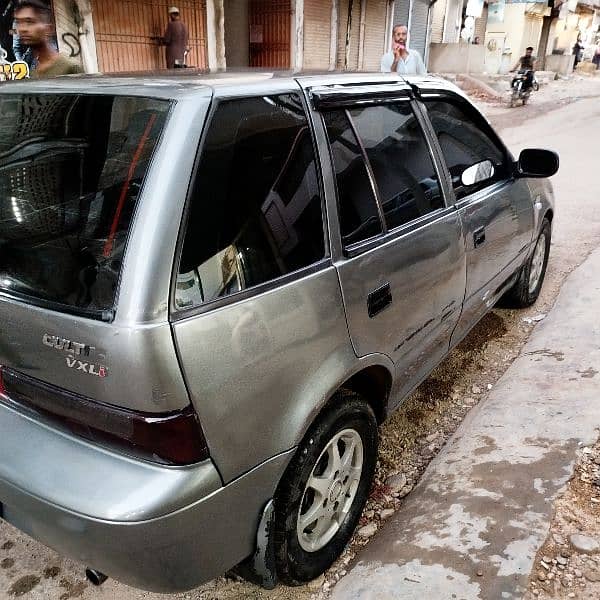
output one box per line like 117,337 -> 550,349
332,97 -> 600,599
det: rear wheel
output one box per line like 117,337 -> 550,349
273,393 -> 378,585
504,217 -> 551,307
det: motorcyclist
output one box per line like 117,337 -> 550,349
510,46 -> 537,91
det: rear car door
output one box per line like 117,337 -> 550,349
310,86 -> 466,402
417,92 -> 534,342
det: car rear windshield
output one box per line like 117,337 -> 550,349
0,94 -> 170,318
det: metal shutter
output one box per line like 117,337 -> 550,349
362,0 -> 388,70
409,0 -> 429,58
337,0 -> 361,69
394,0 -> 410,27
430,0 -> 447,44
304,0 -> 332,69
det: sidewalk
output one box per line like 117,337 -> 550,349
331,246 -> 600,600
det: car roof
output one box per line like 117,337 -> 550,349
0,69 -> 462,100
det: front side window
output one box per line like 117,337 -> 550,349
176,94 -> 325,310
348,103 -> 444,230
0,94 -> 169,315
424,98 -> 509,200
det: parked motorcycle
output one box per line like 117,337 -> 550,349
510,69 -> 536,107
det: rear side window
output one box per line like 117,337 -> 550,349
423,98 -> 509,200
348,103 -> 444,230
176,94 -> 325,310
0,94 -> 169,316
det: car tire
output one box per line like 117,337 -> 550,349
504,217 -> 551,307
273,392 -> 378,585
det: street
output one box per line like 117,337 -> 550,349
1,75 -> 600,600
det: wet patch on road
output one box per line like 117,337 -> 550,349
8,574 -> 41,596
526,348 -> 565,361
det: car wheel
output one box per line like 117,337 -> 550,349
273,392 -> 378,585
504,217 -> 551,307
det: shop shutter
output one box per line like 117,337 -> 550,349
430,0 -> 447,44
394,0 -> 410,27
337,0 -> 361,69
409,0 -> 430,58
92,0 -> 207,72
304,0 -> 332,69
362,0 -> 388,70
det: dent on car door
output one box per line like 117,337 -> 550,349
319,99 -> 466,401
420,95 -> 534,338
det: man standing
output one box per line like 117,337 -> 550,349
381,24 -> 426,75
14,0 -> 81,78
163,6 -> 189,69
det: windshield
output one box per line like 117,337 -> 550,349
0,94 -> 170,317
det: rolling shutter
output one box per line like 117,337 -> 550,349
304,0 -> 332,69
337,0 -> 361,69
362,0 -> 388,70
409,0 -> 430,58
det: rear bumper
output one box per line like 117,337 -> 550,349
0,402 -> 294,592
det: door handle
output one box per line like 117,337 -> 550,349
367,283 -> 392,318
473,227 -> 486,248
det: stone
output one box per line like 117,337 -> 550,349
574,569 -> 583,578
570,534 -> 600,555
553,534 -> 566,545
472,385 -> 481,394
379,509 -> 394,520
543,555 -> 552,564
397,483 -> 414,498
426,432 -> 439,443
568,594 -> 576,599
583,568 -> 600,583
537,571 -> 547,581
540,561 -> 551,570
357,523 -> 377,539
476,570 -> 483,577
364,510 -> 374,519
557,555 -> 568,565
385,473 -> 407,493
308,575 -> 325,591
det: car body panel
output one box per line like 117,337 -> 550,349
172,266 -> 360,483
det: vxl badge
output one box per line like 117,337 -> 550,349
42,334 -> 108,378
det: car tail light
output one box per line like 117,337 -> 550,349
0,366 -> 209,466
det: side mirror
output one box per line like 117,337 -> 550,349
516,148 -> 559,178
461,160 -> 495,187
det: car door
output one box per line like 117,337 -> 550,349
310,86 -> 466,403
417,92 -> 534,343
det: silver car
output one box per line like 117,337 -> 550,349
0,72 -> 558,592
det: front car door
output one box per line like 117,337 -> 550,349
416,89 -> 534,344
308,84 -> 467,403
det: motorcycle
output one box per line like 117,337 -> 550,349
510,69 -> 536,107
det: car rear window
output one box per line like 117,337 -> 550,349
0,93 -> 169,318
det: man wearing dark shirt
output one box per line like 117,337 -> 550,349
14,0 -> 81,78
511,46 -> 536,91
163,6 -> 189,69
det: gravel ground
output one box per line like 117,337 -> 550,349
524,440 -> 600,600
1,74 -> 600,600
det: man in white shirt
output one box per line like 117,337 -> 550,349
380,24 -> 426,75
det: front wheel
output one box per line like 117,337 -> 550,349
273,393 -> 378,585
503,217 -> 551,307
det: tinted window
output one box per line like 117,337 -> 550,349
323,110 -> 383,247
0,94 -> 169,315
424,98 -> 509,200
176,94 -> 325,309
349,103 -> 444,230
